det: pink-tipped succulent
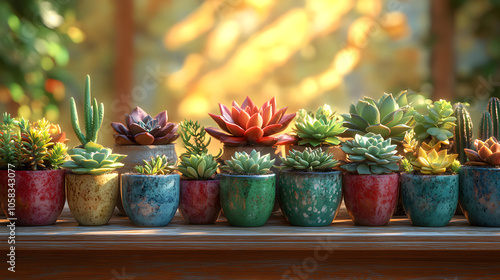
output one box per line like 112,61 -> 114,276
111,107 -> 179,145
205,96 -> 296,146
465,137 -> 500,166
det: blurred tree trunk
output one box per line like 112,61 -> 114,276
431,0 -> 454,101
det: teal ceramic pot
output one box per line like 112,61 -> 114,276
401,173 -> 458,227
220,174 -> 275,227
459,166 -> 500,227
278,171 -> 342,226
121,173 -> 180,227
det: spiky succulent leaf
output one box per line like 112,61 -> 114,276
409,147 -> 458,174
134,155 -> 176,175
280,147 -> 338,171
178,154 -> 218,179
293,105 -> 346,147
414,100 -> 456,144
62,142 -> 126,175
221,149 -> 275,175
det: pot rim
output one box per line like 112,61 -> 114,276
461,165 -> 500,171
342,172 -> 399,177
220,173 -> 275,179
400,172 -> 458,178
180,178 -> 220,182
281,170 -> 342,175
112,143 -> 176,147
66,171 -> 119,176
0,168 -> 66,173
121,172 -> 180,178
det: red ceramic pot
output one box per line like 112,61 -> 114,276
179,179 -> 221,224
343,173 -> 399,226
0,169 -> 66,226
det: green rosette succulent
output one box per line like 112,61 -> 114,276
341,133 -> 402,175
135,155 -> 176,175
414,99 -> 456,144
62,142 -> 126,175
280,147 -> 338,171
221,149 -> 275,175
293,104 -> 346,147
178,154 -> 218,179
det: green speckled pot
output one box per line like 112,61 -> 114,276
401,173 -> 458,227
66,172 -> 119,226
278,171 -> 342,226
220,174 -> 275,227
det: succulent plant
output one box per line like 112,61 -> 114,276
280,147 -> 338,171
71,75 -> 105,146
0,113 -> 20,168
400,158 -> 414,173
221,149 -> 275,175
179,120 -> 221,159
111,107 -> 179,145
340,133 -> 401,175
178,154 -> 218,179
62,142 -> 126,175
293,104 -> 346,147
134,155 -> 176,175
452,103 -> 473,163
464,137 -> 500,166
409,147 -> 458,175
414,100 -> 456,144
480,111 -> 493,140
205,96 -> 296,146
402,130 -> 418,156
33,121 -> 69,144
341,92 -> 413,143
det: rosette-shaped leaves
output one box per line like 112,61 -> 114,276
62,142 -> 126,175
178,154 -> 218,179
414,100 -> 456,143
205,96 -> 296,146
293,104 -> 346,147
465,137 -> 500,166
135,155 -> 176,175
280,147 -> 338,171
410,147 -> 458,174
221,149 -> 275,175
111,107 -> 179,145
341,133 -> 402,175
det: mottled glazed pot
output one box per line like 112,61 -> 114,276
0,169 -> 65,226
179,179 -> 221,224
220,174 -> 275,227
66,172 -> 119,226
121,173 -> 180,227
113,144 -> 177,216
459,166 -> 500,227
401,173 -> 458,227
343,173 -> 399,226
278,171 -> 342,226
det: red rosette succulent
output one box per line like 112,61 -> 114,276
111,107 -> 179,145
205,96 -> 296,146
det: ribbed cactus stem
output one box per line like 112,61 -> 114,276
84,75 -> 92,140
487,97 -> 500,139
453,103 -> 473,164
480,111 -> 493,141
70,97 -> 86,145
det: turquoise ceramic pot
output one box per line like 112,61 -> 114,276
459,166 -> 500,227
278,171 -> 342,226
401,173 -> 458,227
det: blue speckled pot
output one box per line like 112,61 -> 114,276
121,173 -> 180,227
459,166 -> 500,227
401,173 -> 458,227
278,171 -> 342,226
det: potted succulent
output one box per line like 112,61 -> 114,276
278,148 -> 342,226
111,106 -> 179,215
0,116 -> 68,226
121,155 -> 180,227
400,131 -> 461,227
178,154 -> 220,224
286,104 -> 347,160
219,150 -> 275,227
341,133 -> 402,226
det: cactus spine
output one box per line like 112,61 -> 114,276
70,75 -> 105,145
453,103 -> 473,163
487,97 -> 500,139
479,111 -> 493,140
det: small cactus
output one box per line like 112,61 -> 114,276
453,103 -> 473,163
487,97 -> 500,139
479,111 -> 493,140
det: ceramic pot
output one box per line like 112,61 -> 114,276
121,173 -> 180,227
0,169 -> 65,226
66,172 -> 119,226
278,171 -> 342,226
459,166 -> 500,227
220,174 -> 275,227
113,144 -> 177,216
179,179 -> 221,224
401,173 -> 459,227
343,173 -> 399,226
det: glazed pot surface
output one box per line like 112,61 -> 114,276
179,179 -> 221,224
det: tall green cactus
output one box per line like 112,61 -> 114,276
70,75 -> 105,146
453,103 -> 473,163
479,111 -> 493,140
487,97 -> 500,139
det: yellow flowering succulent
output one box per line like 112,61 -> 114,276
410,147 -> 458,175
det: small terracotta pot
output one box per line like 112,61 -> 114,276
343,173 -> 399,226
66,172 -> 119,226
179,179 -> 221,224
0,169 -> 65,226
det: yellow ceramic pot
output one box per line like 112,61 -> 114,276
66,172 -> 119,226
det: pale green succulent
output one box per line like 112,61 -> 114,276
280,148 -> 338,171
294,104 -> 346,147
414,100 -> 456,143
221,149 -> 275,175
178,154 -> 218,179
62,142 -> 126,175
135,155 -> 176,175
341,133 -> 402,175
